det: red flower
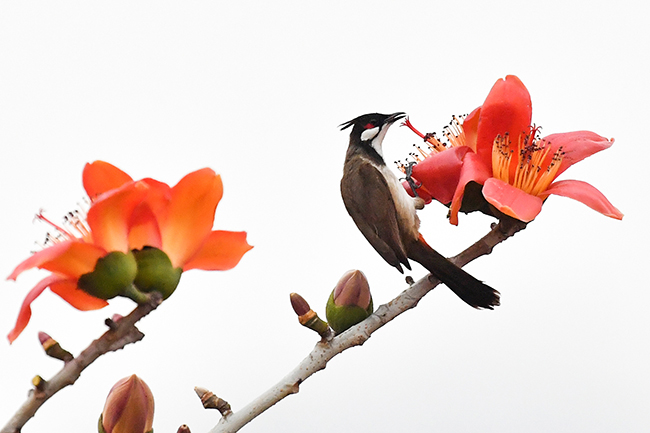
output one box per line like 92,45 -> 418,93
403,75 -> 623,224
7,161 -> 252,343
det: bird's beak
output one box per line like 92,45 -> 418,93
386,112 -> 406,125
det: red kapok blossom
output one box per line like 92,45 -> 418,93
7,161 -> 252,343
402,75 -> 623,224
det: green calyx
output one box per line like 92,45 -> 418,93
78,251 -> 138,300
132,247 -> 182,300
325,291 -> 373,334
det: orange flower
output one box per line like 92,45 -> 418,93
403,75 -> 623,224
7,161 -> 252,343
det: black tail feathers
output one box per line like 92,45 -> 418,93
407,238 -> 500,309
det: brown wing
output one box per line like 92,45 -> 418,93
340,158 -> 411,273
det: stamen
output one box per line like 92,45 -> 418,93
491,125 -> 564,196
442,115 -> 467,148
491,133 -> 513,183
35,211 -> 76,241
402,115 -> 468,156
35,206 -> 92,246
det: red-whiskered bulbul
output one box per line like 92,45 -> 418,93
340,112 -> 500,309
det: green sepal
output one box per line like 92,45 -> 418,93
78,251 -> 138,300
132,247 -> 182,300
98,414 -> 106,433
325,291 -> 373,334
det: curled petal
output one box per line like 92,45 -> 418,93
8,241 -> 107,281
482,178 -> 543,223
412,146 -> 470,205
476,75 -> 532,167
50,279 -> 109,311
83,161 -> 133,200
462,106 -> 481,153
8,275 -> 66,343
540,179 -> 624,220
183,231 -> 253,271
159,169 -> 224,268
87,181 -> 150,252
541,131 -> 614,178
449,152 -> 492,225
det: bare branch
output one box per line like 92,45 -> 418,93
1,293 -> 163,433
208,221 -> 525,433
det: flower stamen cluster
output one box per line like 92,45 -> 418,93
491,125 -> 565,197
37,210 -> 91,247
398,116 -> 467,173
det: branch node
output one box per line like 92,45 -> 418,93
31,376 -> 47,399
194,386 -> 232,417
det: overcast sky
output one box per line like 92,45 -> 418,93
1,1 -> 648,432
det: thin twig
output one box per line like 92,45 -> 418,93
1,292 -> 163,433
208,221 -> 525,433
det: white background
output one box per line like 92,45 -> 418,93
1,1 -> 647,432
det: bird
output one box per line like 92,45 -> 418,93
339,112 -> 500,309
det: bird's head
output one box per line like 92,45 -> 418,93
340,112 -> 406,158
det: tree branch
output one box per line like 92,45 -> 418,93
207,220 -> 526,433
1,293 -> 163,433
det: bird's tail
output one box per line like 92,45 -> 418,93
408,235 -> 500,309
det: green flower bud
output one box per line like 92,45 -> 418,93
132,247 -> 182,300
325,270 -> 373,334
78,251 -> 138,300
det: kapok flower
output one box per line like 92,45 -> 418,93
99,375 -> 154,433
402,75 -> 623,224
8,161 -> 253,343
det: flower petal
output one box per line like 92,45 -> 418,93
158,168 -> 224,268
126,179 -> 171,251
183,231 -> 253,271
50,279 -> 109,311
87,181 -> 150,252
541,131 -> 614,178
83,161 -> 133,200
449,152 -> 492,225
412,146 -> 470,205
476,75 -> 532,167
540,179 -> 624,220
8,274 -> 64,343
482,177 -> 543,223
8,241 -> 107,281
402,179 -> 434,204
462,106 -> 481,153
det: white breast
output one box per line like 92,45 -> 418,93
377,164 -> 421,241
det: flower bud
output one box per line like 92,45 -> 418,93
290,293 -> 331,338
38,331 -> 73,362
132,247 -> 182,299
99,375 -> 154,433
325,270 -> 373,333
78,251 -> 138,300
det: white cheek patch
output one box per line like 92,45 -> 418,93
361,126 -> 379,142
